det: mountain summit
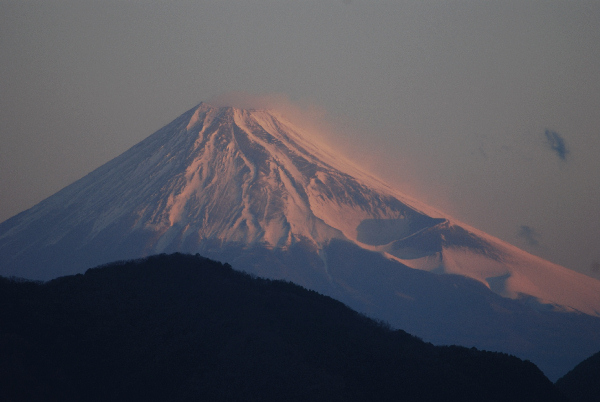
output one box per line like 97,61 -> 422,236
2,102 -> 598,314
1,102 -> 600,379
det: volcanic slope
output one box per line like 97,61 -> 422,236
1,102 -> 600,379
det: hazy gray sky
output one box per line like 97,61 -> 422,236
1,1 -> 599,278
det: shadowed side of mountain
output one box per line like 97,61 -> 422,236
0,253 -> 565,402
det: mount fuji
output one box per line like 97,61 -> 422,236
1,102 -> 599,380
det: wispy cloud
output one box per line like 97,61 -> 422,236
544,129 -> 568,161
517,225 -> 540,247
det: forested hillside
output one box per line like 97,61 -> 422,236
0,253 -> 565,401
556,350 -> 600,402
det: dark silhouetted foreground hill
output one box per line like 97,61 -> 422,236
0,253 -> 565,401
556,350 -> 600,402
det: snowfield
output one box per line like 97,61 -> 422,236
2,102 -> 600,316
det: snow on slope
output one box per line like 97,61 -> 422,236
228,106 -> 600,317
2,102 -> 600,317
236,105 -> 600,317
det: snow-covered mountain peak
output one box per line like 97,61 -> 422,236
2,101 -> 600,318
4,100 -> 600,381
